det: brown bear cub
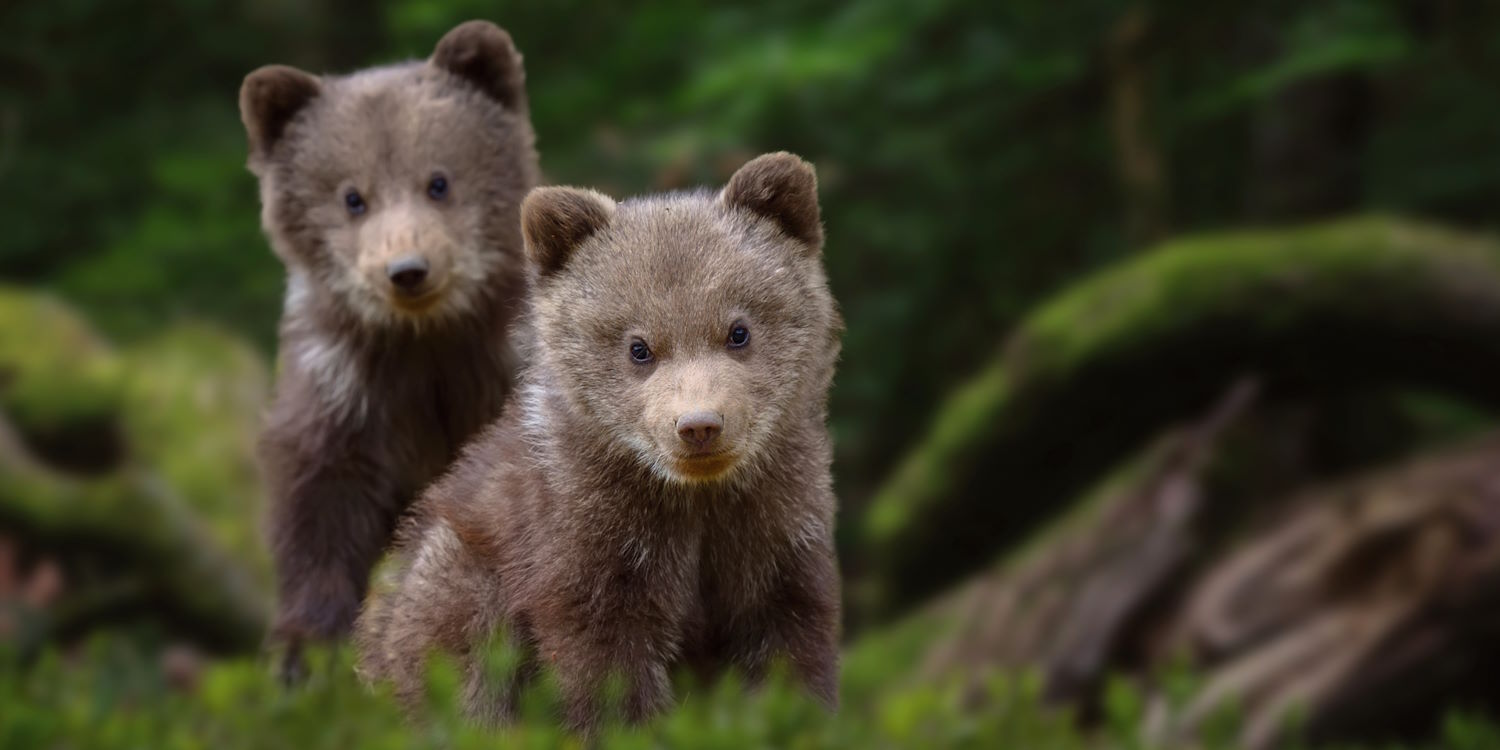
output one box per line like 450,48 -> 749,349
239,20 -> 539,677
357,152 -> 843,730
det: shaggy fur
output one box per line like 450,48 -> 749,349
241,20 -> 539,674
357,153 -> 844,731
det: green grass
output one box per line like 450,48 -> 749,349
5,630 -> 1498,750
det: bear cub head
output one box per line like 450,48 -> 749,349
240,21 -> 537,329
521,152 -> 840,484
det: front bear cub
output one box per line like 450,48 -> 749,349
239,20 -> 539,676
357,152 -> 844,730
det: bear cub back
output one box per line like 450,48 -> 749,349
357,152 -> 843,731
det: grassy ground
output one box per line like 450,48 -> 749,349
5,617 -> 1498,750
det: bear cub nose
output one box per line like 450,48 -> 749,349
676,411 -> 724,450
387,256 -> 430,293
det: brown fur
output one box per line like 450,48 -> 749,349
240,20 -> 540,673
357,153 -> 844,731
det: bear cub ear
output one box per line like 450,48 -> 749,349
721,152 -> 823,252
521,187 -> 617,277
240,65 -> 321,160
430,20 -> 527,111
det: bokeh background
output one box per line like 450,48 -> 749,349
5,1 -> 1500,747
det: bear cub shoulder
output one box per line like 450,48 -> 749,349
357,152 -> 844,730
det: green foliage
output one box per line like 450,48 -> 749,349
57,140 -> 283,349
4,633 -> 1494,750
0,638 -> 1163,749
0,287 -> 121,447
118,324 -> 271,575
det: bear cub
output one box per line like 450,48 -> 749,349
357,152 -> 844,730
239,20 -> 539,677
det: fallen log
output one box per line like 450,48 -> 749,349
861,217 -> 1500,618
922,407 -> 1500,748
0,289 -> 270,652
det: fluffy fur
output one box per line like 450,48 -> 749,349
357,153 -> 844,731
241,20 -> 540,674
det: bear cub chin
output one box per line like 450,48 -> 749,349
240,20 -> 539,679
356,152 -> 844,730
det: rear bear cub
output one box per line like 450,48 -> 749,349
239,20 -> 539,677
357,152 -> 844,730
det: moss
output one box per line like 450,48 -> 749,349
119,324 -> 272,580
1011,218 -> 1493,380
0,287 -> 124,467
862,364 -> 1010,543
860,217 -> 1500,615
0,457 -> 269,649
0,292 -> 271,649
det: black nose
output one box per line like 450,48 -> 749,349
676,411 -> 724,449
386,256 -> 429,293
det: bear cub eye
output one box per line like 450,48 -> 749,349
344,189 -> 367,216
427,175 -> 449,201
629,339 -> 654,364
727,323 -> 751,349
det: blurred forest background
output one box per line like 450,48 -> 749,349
5,1 -> 1500,747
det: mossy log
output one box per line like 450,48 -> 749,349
1142,436 -> 1500,748
861,217 -> 1500,617
918,379 -> 1260,704
0,288 -> 270,651
119,326 -> 272,577
920,388 -> 1500,748
0,291 -> 124,474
